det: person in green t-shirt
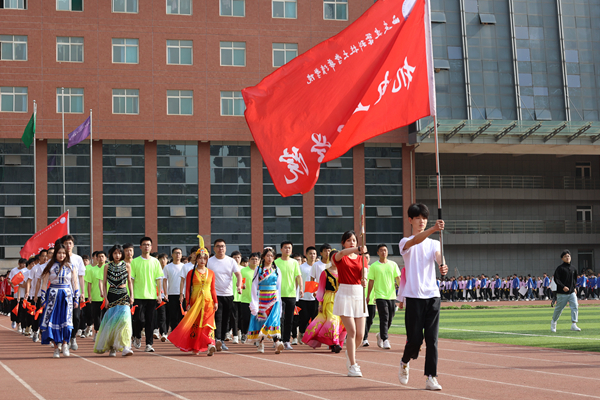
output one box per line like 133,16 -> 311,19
366,244 -> 400,350
274,241 -> 303,351
86,251 -> 106,336
239,252 -> 258,343
228,250 -> 242,344
130,237 -> 164,352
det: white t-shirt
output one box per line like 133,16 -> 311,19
18,269 -> 30,298
178,262 -> 195,295
298,262 -> 315,301
8,267 -> 21,294
163,262 -> 184,296
310,260 -> 329,281
207,255 -> 240,297
399,236 -> 441,299
30,263 -> 45,297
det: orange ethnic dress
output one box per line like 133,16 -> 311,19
168,268 -> 217,353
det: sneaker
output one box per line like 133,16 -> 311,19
225,332 -> 232,341
133,337 -> 142,349
291,338 -> 298,345
361,339 -> 369,347
348,364 -> 363,377
221,343 -> 229,351
109,349 -> 117,357
161,333 -> 168,342
241,334 -> 247,344
332,345 -> 341,353
258,342 -> 265,353
571,323 -> 581,331
232,336 -> 239,344
76,329 -> 82,338
399,362 -> 409,385
86,327 -> 93,337
298,332 -> 303,344
426,376 -> 442,390
70,338 -> 78,351
80,329 -> 86,339
122,347 -> 134,357
145,345 -> 155,352
275,342 -> 284,354
283,342 -> 293,350
216,340 -> 223,352
551,320 -> 557,333
383,339 -> 391,349
62,344 -> 70,357
17,327 -> 22,334
32,332 -> 39,343
153,329 -> 160,340
376,333 -> 383,348
53,348 -> 60,358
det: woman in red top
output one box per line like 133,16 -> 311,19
333,230 -> 368,377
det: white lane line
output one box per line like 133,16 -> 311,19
227,350 -> 480,400
0,321 -> 188,400
151,353 -> 330,400
0,360 -> 46,400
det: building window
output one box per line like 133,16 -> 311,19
166,0 -> 191,15
167,40 -> 192,65
220,91 -> 245,116
577,206 -> 592,222
112,38 -> 138,64
0,87 -> 27,112
56,37 -> 83,62
112,0 -> 137,13
576,162 -> 591,178
112,89 -> 139,114
323,0 -> 347,20
1,0 -> 27,9
56,88 -> 84,113
272,43 -> 297,67
220,0 -> 243,16
0,35 -> 27,61
57,0 -> 83,11
210,144 -> 252,255
272,0 -> 296,18
220,41 -> 245,66
167,90 -> 193,115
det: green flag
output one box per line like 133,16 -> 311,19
21,112 -> 36,148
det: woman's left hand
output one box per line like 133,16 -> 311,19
361,277 -> 368,288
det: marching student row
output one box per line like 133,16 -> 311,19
0,203 -> 449,390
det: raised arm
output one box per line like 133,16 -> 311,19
403,220 -> 444,252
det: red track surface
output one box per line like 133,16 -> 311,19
1,314 -> 599,400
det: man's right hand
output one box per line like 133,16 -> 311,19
563,287 -> 569,292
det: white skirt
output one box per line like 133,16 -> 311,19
332,284 -> 369,318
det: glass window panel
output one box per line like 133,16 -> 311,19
180,98 -> 192,114
167,97 -> 179,114
232,0 -> 244,16
180,48 -> 192,64
126,46 -> 137,63
285,2 -> 296,18
233,49 -> 245,66
221,49 -> 232,65
168,47 -> 179,64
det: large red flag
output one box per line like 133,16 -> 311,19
20,211 -> 70,259
243,0 -> 435,197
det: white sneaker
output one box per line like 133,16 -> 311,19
161,333 -> 168,342
376,332 -> 383,348
225,331 -> 232,341
133,337 -> 142,349
53,348 -> 60,358
17,327 -> 22,333
257,342 -> 265,353
348,364 -> 362,377
399,362 -> 409,385
145,345 -> 155,352
241,334 -> 247,343
207,344 -> 216,356
426,376 -> 442,390
361,339 -> 369,347
291,337 -> 298,345
80,329 -> 86,338
11,321 -> 17,329
86,327 -> 93,337
551,320 -> 557,333
109,349 -> 117,357
232,336 -> 239,344
122,347 -> 134,356
283,342 -> 293,350
76,329 -> 82,338
153,329 -> 160,340
275,342 -> 284,354
571,323 -> 581,331
383,339 -> 391,349
70,338 -> 78,351
62,344 -> 70,357
216,340 -> 223,352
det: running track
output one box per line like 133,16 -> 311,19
1,315 -> 599,400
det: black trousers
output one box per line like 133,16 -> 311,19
215,295 -> 234,342
71,302 -> 81,339
10,297 -> 18,322
154,302 -> 167,335
133,299 -> 157,345
401,297 -> 440,377
239,302 -> 251,335
363,304 -> 377,341
91,301 -> 103,331
280,297 -> 296,342
19,299 -> 29,327
167,295 -> 184,332
376,299 -> 396,341
228,301 -> 240,336
297,300 -> 317,334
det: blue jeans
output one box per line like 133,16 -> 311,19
552,292 -> 578,323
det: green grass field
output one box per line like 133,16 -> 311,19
381,303 -> 600,352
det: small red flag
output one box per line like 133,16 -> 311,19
180,302 -> 187,316
155,301 -> 166,310
294,306 -> 301,316
12,304 -> 19,316
100,298 -> 107,310
35,306 -> 44,320
130,304 -> 138,315
305,281 -> 319,294
11,271 -> 25,287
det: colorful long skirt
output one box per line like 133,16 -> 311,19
168,296 -> 215,353
302,291 -> 346,348
94,302 -> 132,353
247,288 -> 281,342
40,284 -> 73,345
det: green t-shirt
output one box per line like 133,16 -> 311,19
274,258 -> 301,298
233,273 -> 241,302
240,266 -> 256,304
84,265 -> 104,302
367,260 -> 400,300
131,256 -> 164,300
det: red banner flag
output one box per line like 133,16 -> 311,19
20,211 -> 69,259
243,0 -> 435,197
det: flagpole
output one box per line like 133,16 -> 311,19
433,115 -> 444,273
33,100 -> 37,231
62,87 -> 66,214
89,109 -> 93,254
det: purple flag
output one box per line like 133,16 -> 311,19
67,117 -> 91,148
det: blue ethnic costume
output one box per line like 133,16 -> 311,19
40,262 -> 78,344
247,265 -> 282,342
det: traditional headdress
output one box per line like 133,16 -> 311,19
196,235 -> 209,257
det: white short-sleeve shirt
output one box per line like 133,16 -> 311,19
163,262 -> 184,296
207,255 -> 241,297
399,236 -> 441,299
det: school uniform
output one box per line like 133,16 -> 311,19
511,277 -> 520,300
542,276 -> 551,300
